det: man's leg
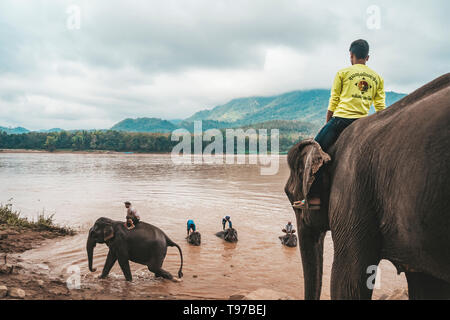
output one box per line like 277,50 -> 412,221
308,118 -> 357,202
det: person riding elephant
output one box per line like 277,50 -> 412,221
293,39 -> 386,211
87,217 -> 183,281
285,74 -> 450,300
124,201 -> 140,230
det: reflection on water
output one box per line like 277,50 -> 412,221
0,153 -> 406,299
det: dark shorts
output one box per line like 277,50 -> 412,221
187,223 -> 196,232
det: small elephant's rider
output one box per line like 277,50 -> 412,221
187,219 -> 196,236
124,201 -> 140,229
222,216 -> 232,230
293,39 -> 386,210
283,221 -> 295,234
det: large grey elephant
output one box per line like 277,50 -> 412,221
87,217 -> 183,281
284,74 -> 450,300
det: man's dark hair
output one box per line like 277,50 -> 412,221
349,39 -> 369,59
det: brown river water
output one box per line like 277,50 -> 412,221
0,152 -> 406,299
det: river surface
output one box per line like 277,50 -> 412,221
0,152 -> 406,299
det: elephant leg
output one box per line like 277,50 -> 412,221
331,253 -> 381,300
330,232 -> 381,300
118,257 -> 132,281
148,265 -> 174,280
406,272 -> 450,300
100,250 -> 117,279
147,256 -> 173,280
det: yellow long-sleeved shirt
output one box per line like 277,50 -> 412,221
328,64 -> 386,118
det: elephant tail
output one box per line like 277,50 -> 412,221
167,238 -> 183,278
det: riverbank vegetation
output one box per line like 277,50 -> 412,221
0,203 -> 75,235
0,124 -> 315,154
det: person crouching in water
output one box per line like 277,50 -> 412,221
282,221 -> 296,234
222,216 -> 232,230
187,219 -> 196,236
124,201 -> 140,230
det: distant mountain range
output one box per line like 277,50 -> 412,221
0,127 -> 64,134
186,89 -> 406,124
0,126 -> 30,134
1,89 -> 407,135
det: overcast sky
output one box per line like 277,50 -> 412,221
0,0 -> 448,130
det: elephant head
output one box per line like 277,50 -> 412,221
187,231 -> 201,246
279,234 -> 298,247
86,217 -> 116,272
224,228 -> 238,243
284,139 -> 331,300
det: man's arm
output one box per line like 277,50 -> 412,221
326,110 -> 334,123
373,77 -> 386,112
327,72 -> 342,122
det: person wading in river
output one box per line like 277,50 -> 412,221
293,39 -> 386,210
187,219 -> 196,236
124,201 -> 140,229
222,216 -> 232,230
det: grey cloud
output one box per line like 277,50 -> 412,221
0,0 -> 448,130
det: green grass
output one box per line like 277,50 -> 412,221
0,203 -> 75,235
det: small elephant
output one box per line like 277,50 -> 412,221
187,231 -> 201,246
87,217 -> 183,281
216,228 -> 238,243
279,234 -> 298,247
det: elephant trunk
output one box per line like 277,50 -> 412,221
298,225 -> 325,300
86,228 -> 97,272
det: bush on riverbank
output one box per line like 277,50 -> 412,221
0,203 -> 75,235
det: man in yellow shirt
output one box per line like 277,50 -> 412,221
294,39 -> 386,210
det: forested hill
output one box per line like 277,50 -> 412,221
110,118 -> 177,133
186,90 -> 406,125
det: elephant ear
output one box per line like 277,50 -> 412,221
302,140 -> 331,201
103,224 -> 115,241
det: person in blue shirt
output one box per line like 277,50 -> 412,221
187,219 -> 196,236
222,216 -> 232,230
